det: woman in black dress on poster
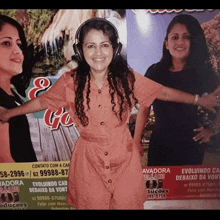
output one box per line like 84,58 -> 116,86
134,14 -> 220,166
0,15 -> 37,162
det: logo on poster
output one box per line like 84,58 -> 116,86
28,77 -> 74,130
0,187 -> 19,204
143,173 -> 169,199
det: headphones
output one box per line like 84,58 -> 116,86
73,18 -> 122,62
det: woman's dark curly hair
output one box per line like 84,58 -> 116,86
0,14 -> 32,97
73,19 -> 138,126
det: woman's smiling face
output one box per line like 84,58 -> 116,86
82,29 -> 113,74
165,23 -> 191,62
0,23 -> 24,77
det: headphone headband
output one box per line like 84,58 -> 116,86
73,18 -> 122,61
75,18 -> 120,44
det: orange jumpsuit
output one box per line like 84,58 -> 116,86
40,70 -> 163,209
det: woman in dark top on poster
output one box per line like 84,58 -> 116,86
134,14 -> 220,166
0,15 -> 37,162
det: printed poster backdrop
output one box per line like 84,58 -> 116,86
0,9 -> 219,209
127,9 -> 220,201
0,9 -> 127,210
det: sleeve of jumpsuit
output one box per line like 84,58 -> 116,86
39,71 -> 74,112
133,71 -> 163,107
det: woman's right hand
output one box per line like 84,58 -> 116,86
0,106 -> 10,123
198,86 -> 220,113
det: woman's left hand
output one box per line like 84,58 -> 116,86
193,127 -> 215,144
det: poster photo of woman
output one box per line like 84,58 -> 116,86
128,9 -> 220,166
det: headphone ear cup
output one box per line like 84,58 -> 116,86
113,42 -> 122,60
73,43 -> 84,61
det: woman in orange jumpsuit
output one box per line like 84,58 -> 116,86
0,18 -> 219,209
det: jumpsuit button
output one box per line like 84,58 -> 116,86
100,121 -> 105,125
106,166 -> 110,169
98,89 -> 101,94
108,179 -> 112,183
98,104 -> 102,109
104,152 -> 108,156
